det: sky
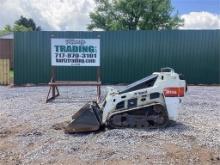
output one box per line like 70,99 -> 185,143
0,0 -> 219,31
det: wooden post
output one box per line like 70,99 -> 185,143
46,66 -> 60,102
96,66 -> 101,102
0,59 -> 10,85
51,66 -> 56,98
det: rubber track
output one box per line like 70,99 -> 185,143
107,104 -> 169,129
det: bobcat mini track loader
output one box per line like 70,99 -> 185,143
65,67 -> 187,133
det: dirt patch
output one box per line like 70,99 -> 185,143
0,129 -> 12,138
164,143 -> 220,165
0,138 -> 22,165
0,124 -> 26,138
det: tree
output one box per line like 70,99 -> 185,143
88,0 -> 183,31
0,24 -> 32,35
15,16 -> 41,31
0,16 -> 41,35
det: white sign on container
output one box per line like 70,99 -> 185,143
51,38 -> 100,66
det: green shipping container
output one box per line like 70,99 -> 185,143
14,30 -> 220,85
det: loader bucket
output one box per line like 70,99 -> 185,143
65,102 -> 102,133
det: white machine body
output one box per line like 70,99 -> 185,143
102,68 -> 186,123
65,67 -> 187,133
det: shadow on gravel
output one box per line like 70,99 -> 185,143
51,120 -> 191,138
115,121 -> 192,133
64,126 -> 106,137
166,121 -> 191,131
66,132 -> 94,137
70,122 -> 191,136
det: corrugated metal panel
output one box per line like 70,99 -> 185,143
14,30 -> 220,85
0,39 -> 13,69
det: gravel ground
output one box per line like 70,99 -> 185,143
0,86 -> 219,165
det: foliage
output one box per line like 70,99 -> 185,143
15,16 -> 41,31
0,24 -> 32,36
88,0 -> 183,30
0,16 -> 41,36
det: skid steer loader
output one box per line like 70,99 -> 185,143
65,67 -> 187,133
